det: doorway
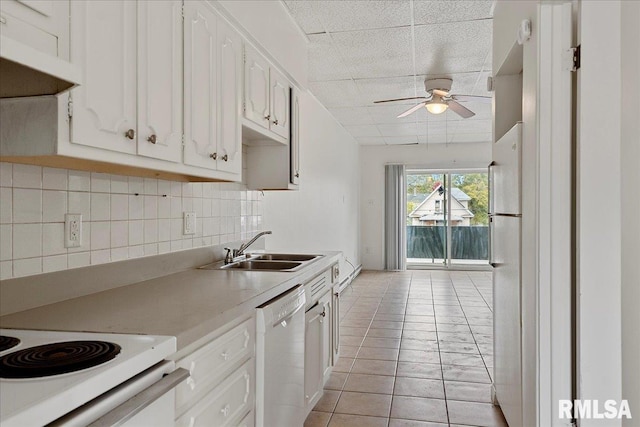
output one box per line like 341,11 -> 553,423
406,169 -> 489,269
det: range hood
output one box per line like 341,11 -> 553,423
0,35 -> 81,98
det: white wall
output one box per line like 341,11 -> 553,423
620,1 -> 640,424
262,92 -> 360,278
359,142 -> 491,270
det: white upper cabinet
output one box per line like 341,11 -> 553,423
70,0 -> 137,154
243,45 -> 290,142
183,1 -> 218,170
290,87 -> 300,186
183,1 -> 242,176
137,0 -> 183,162
216,17 -> 242,175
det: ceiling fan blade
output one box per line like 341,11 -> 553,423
373,96 -> 428,104
450,94 -> 492,104
432,89 -> 450,97
448,100 -> 475,119
397,102 -> 427,118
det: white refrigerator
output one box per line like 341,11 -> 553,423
490,122 -> 523,427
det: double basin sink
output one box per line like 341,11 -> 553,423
200,253 -> 323,272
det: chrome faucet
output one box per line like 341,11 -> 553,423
225,231 -> 272,263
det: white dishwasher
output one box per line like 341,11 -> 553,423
256,284 -> 306,427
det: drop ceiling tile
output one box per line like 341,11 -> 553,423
330,27 -> 413,79
308,0 -> 411,32
449,119 -> 492,133
344,125 -> 382,137
309,80 -> 362,107
284,1 -> 325,34
384,135 -> 418,145
448,132 -> 492,143
414,20 -> 492,75
418,134 -> 448,144
357,136 -> 387,145
377,122 -> 418,137
354,76 -> 422,106
328,107 -> 374,125
413,1 -> 493,25
308,33 -> 354,82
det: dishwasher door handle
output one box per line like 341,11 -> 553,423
274,303 -> 305,328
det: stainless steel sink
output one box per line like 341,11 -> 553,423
220,260 -> 303,271
252,253 -> 321,262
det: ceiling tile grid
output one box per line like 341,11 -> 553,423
284,0 -> 493,146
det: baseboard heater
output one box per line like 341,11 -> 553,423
336,264 -> 362,294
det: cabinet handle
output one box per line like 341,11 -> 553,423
220,351 -> 229,360
147,134 -> 157,144
125,129 -> 136,140
264,115 -> 271,120
273,119 -> 279,125
220,404 -> 230,417
210,153 -> 217,160
320,309 -> 326,317
221,154 -> 228,162
295,172 -> 300,178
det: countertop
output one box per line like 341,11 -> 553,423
0,251 -> 341,355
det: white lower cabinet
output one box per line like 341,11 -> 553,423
175,316 -> 255,426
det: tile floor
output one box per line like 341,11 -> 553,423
304,270 -> 507,427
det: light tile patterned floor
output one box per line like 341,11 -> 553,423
304,270 -> 508,427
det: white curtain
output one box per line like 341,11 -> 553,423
385,164 -> 406,270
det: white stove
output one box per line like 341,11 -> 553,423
0,328 -> 178,426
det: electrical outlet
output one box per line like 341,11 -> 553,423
65,214 -> 82,248
183,212 -> 196,235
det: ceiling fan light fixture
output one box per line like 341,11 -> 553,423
425,101 -> 448,115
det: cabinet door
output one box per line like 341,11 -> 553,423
290,87 -> 300,185
269,68 -> 290,139
243,46 -> 270,130
216,17 -> 242,176
304,304 -> 324,415
70,0 -> 136,154
183,1 -> 218,170
320,293 -> 332,381
136,0 -> 182,162
332,289 -> 340,363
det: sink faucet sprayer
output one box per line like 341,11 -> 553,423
224,231 -> 273,264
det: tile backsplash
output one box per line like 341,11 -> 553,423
0,162 -> 263,279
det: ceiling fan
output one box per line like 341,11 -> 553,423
373,78 -> 491,119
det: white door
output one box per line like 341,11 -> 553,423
290,87 -> 300,185
493,123 -> 522,215
243,46 -> 270,130
70,0 -> 136,154
136,0 -> 182,162
493,214 -> 522,427
216,17 -> 242,176
269,68 -> 290,139
304,304 -> 324,415
183,1 -> 217,170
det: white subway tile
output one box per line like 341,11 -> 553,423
192,183 -> 203,198
129,220 -> 144,245
0,163 -> 12,187
193,198 -> 203,218
128,245 -> 144,258
144,195 -> 157,220
90,173 -> 111,193
110,221 -> 128,248
158,218 -> 171,242
144,219 -> 158,244
158,180 -> 171,197
12,164 -> 41,188
110,194 -> 129,221
128,177 -> 144,194
202,198 -> 212,217
170,218 -> 182,240
110,247 -> 129,262
43,223 -> 66,256
158,195 -> 170,218
0,188 -> 12,223
68,192 -> 91,221
42,190 -> 67,223
43,254 -> 67,273
202,183 -> 213,199
0,224 -> 12,261
110,175 -> 129,194
158,241 -> 171,254
68,170 -> 91,191
144,243 -> 158,256
170,240 -> 183,251
170,181 -> 181,197
129,195 -> 144,220
0,260 -> 12,279
13,188 -> 42,223
91,249 -> 111,265
90,221 -> 110,250
144,178 -> 158,195
13,258 -> 42,277
91,193 -> 110,221
182,183 -> 193,197
170,197 -> 182,218
42,167 -> 67,190
68,252 -> 90,269
13,223 -> 42,258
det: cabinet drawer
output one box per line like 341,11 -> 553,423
237,411 -> 255,427
0,9 -> 57,56
176,360 -> 255,427
176,318 -> 255,414
305,269 -> 331,309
